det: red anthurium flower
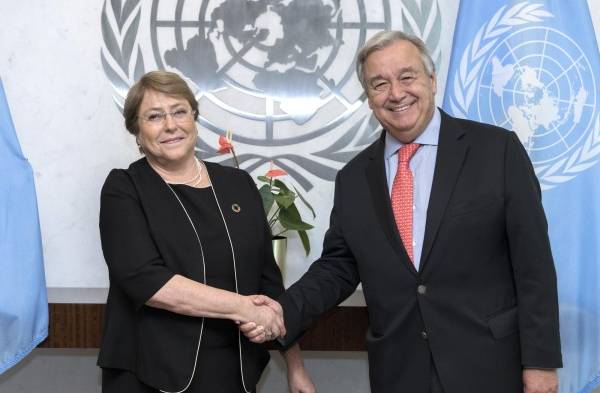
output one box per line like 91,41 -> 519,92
265,161 -> 288,178
265,168 -> 287,177
218,131 -> 240,168
217,135 -> 233,154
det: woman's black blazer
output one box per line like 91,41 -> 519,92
97,158 -> 284,391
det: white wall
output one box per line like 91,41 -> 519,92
0,0 -> 461,293
1,0 -> 599,293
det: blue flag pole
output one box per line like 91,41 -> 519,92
443,1 -> 600,391
0,78 -> 48,374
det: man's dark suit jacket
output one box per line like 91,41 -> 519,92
279,110 -> 562,393
97,158 -> 283,392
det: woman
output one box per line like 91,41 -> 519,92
98,70 -> 314,393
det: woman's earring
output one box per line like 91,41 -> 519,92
136,138 -> 144,154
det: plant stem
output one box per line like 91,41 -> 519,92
268,206 -> 281,227
231,148 -> 240,168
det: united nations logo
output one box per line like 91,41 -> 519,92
101,0 -> 442,190
446,2 -> 600,190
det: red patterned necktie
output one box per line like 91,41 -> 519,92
391,143 -> 420,262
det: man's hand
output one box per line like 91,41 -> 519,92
283,343 -> 315,393
239,295 -> 285,343
287,360 -> 316,393
523,369 -> 558,393
250,294 -> 283,314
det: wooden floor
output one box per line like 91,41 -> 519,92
40,304 -> 369,351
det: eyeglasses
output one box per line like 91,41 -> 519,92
139,109 -> 196,124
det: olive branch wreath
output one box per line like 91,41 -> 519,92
100,0 -> 145,107
100,0 -> 444,190
446,1 -> 600,190
535,114 -> 600,190
401,0 -> 442,70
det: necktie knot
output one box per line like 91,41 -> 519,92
398,143 -> 420,164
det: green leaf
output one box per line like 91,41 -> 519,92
275,194 -> 294,209
279,205 -> 314,231
258,185 -> 274,216
257,175 -> 271,183
298,230 -> 310,255
273,179 -> 290,191
293,186 -> 316,218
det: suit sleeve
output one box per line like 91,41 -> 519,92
504,132 -> 562,368
278,171 -> 361,345
99,169 -> 175,309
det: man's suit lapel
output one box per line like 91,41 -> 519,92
365,132 -> 418,276
420,112 -> 469,271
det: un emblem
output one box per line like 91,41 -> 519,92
101,0 -> 443,190
446,2 -> 600,190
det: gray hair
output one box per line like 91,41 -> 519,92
355,31 -> 435,91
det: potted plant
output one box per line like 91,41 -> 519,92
217,132 -> 315,273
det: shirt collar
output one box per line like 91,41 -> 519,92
384,107 -> 441,160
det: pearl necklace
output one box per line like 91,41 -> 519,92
150,157 -> 203,187
183,157 -> 203,187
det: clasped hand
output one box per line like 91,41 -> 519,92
240,295 -> 285,343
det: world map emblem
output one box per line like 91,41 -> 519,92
446,2 -> 600,190
101,0 -> 442,190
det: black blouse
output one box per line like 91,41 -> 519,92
170,184 -> 237,348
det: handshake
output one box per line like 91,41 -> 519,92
238,295 -> 285,343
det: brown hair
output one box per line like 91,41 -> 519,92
123,70 -> 199,137
355,31 -> 435,91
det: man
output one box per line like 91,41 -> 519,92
244,31 -> 562,393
